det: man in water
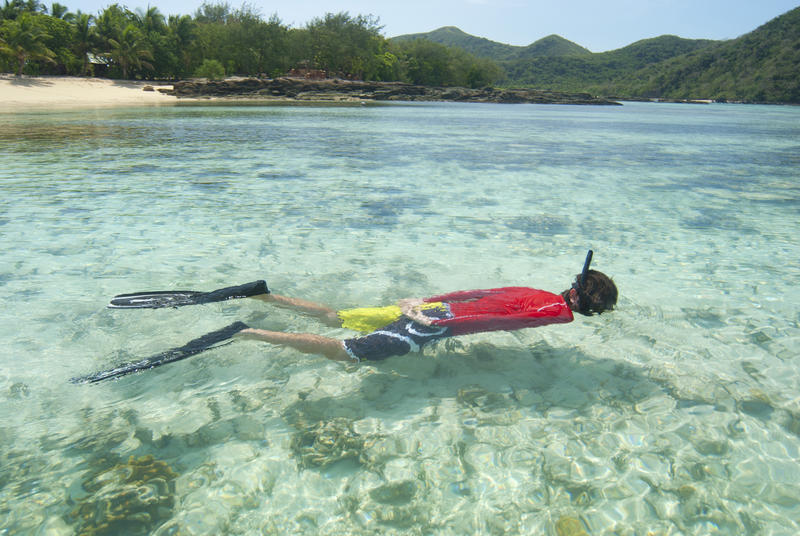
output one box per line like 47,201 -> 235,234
237,268 -> 617,363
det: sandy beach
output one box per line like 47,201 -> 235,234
0,75 -> 177,111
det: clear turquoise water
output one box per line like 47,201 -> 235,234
1,101 -> 799,535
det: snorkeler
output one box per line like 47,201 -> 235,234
240,251 -> 617,362
73,251 -> 617,383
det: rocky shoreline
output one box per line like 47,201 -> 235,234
162,77 -> 621,105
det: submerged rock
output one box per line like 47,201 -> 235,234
556,516 -> 589,536
456,385 -> 512,410
369,480 -> 418,505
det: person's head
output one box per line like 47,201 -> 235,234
561,269 -> 618,316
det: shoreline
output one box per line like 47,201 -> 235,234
166,77 -> 622,105
0,75 -> 177,111
0,75 -> 621,110
2,75 -> 793,110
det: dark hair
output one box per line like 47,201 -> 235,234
563,270 -> 618,316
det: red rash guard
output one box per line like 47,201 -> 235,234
423,287 -> 573,336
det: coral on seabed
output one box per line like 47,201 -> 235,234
70,454 -> 179,536
290,417 -> 366,468
556,515 -> 589,536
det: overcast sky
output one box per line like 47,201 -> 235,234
65,0 -> 799,52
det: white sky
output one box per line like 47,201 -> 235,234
65,0 -> 800,52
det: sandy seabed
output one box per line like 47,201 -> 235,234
0,75 -> 177,111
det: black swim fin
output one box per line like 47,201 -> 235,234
108,280 -> 269,309
71,321 -> 250,384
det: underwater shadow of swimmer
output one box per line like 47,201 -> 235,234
280,340 -> 663,437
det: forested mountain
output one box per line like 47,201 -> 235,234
600,6 -> 800,102
518,35 -> 592,59
395,7 -> 800,103
501,35 -> 717,92
395,27 -> 720,93
392,26 -> 590,61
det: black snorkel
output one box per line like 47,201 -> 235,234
579,249 -> 593,289
569,249 -> 593,314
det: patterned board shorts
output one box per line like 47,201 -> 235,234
342,305 -> 453,361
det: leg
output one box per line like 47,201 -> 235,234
251,293 -> 341,327
236,328 -> 352,362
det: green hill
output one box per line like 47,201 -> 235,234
600,35 -> 718,66
394,7 -> 800,103
503,35 -> 716,92
391,27 -> 590,61
601,6 -> 800,102
518,34 -> 592,59
392,26 -> 518,60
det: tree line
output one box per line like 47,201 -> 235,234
0,0 -> 503,87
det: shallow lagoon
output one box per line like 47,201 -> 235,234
1,101 -> 799,535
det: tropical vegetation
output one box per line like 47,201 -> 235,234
0,0 -> 502,87
2,1 -> 798,103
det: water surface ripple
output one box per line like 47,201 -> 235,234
1,102 -> 798,535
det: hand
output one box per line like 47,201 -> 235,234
398,297 -> 423,316
397,298 -> 434,326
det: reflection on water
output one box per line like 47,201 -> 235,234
1,102 -> 799,534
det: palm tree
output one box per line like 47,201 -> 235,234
108,23 -> 152,78
1,0 -> 44,18
1,0 -> 45,19
48,1 -> 67,19
167,13 -> 195,76
94,4 -> 133,53
0,11 -> 55,75
22,0 -> 43,13
1,0 -> 22,20
139,5 -> 164,34
71,11 -> 94,75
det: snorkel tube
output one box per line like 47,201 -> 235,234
568,249 -> 594,315
579,249 -> 593,288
